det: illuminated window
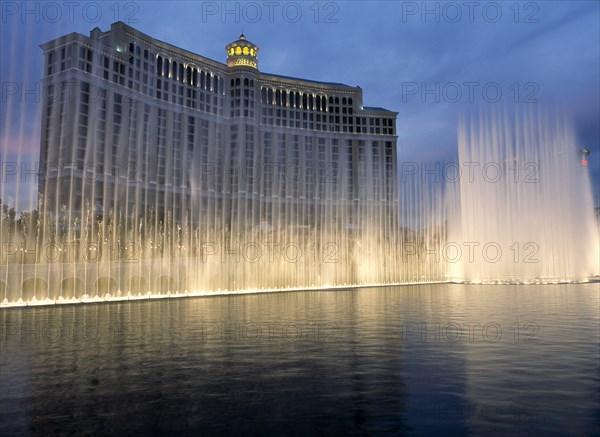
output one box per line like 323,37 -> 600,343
243,47 -> 249,55
235,47 -> 241,55
250,49 -> 255,56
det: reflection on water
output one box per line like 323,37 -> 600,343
1,283 -> 598,435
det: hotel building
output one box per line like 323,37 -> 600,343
38,22 -> 398,233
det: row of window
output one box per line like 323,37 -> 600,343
259,108 -> 395,135
260,88 -> 330,112
227,46 -> 257,57
156,55 -> 224,94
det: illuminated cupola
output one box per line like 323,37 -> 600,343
226,34 -> 259,69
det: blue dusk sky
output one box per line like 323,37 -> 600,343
1,1 -> 599,211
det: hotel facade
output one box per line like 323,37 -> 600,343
38,22 -> 398,233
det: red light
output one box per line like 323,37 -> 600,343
581,159 -> 588,166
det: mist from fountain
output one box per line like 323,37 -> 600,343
447,108 -> 599,283
1,106 -> 598,307
1,138 -> 449,306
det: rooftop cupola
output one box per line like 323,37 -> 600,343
226,34 -> 259,69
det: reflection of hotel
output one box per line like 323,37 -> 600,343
39,22 -> 398,229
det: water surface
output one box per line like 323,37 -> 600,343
1,283 -> 598,435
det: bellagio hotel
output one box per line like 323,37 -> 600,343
38,22 -> 398,231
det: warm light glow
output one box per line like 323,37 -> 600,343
243,47 -> 249,55
235,47 -> 241,55
234,58 -> 257,68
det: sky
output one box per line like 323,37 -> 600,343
1,0 -> 599,212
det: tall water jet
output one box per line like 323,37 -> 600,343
447,108 -> 599,283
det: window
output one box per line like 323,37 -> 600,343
47,51 -> 54,75
78,47 -> 93,73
